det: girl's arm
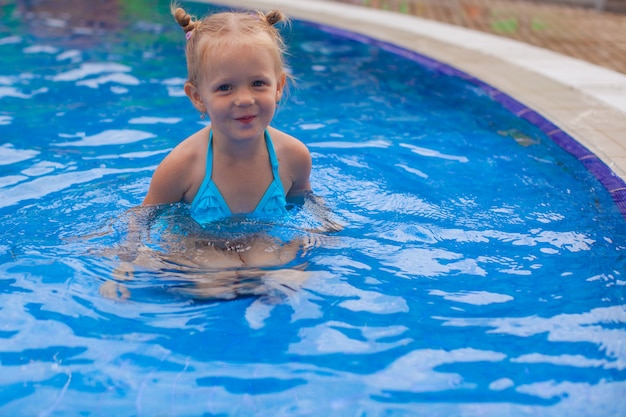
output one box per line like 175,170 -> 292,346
284,136 -> 313,197
143,134 -> 204,206
143,154 -> 189,205
281,133 -> 344,234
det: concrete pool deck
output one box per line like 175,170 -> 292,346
209,0 -> 626,190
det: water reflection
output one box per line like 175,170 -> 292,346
95,197 -> 343,301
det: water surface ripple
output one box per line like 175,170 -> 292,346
0,1 -> 624,416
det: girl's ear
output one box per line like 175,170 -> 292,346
184,81 -> 207,113
275,72 -> 287,102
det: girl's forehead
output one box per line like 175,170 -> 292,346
198,37 -> 281,72
213,39 -> 267,56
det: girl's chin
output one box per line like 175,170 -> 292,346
234,122 -> 266,135
223,128 -> 265,142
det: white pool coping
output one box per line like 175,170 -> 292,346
199,0 -> 626,183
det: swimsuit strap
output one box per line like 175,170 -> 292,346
206,130 -> 231,214
190,129 -> 231,216
265,130 -> 286,196
206,129 -> 214,179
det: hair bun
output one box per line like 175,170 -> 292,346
264,10 -> 284,26
173,7 -> 193,32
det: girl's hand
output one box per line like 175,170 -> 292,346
99,261 -> 134,300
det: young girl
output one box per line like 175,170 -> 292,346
99,6 -> 322,300
143,5 -> 312,223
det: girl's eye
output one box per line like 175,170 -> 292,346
252,80 -> 265,87
218,85 -> 231,92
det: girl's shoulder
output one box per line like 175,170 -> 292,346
268,127 -> 309,155
170,126 -> 210,161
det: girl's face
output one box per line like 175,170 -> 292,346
186,40 -> 285,145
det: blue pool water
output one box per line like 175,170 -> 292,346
1,0 -> 626,415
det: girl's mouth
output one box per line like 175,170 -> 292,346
236,115 -> 255,124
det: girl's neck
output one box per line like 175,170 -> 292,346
212,129 -> 266,160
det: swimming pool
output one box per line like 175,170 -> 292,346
1,0 -> 625,415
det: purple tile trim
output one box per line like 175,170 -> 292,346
304,20 -> 626,219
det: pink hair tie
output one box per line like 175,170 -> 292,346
185,31 -> 192,40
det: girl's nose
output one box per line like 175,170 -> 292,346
234,88 -> 254,106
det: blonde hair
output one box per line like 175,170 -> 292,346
171,4 -> 290,88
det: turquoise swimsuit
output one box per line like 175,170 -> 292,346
190,130 -> 288,224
